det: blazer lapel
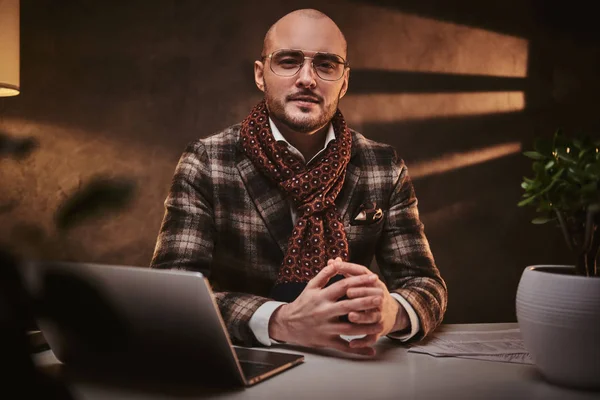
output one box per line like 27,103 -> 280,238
236,156 -> 293,256
336,132 -> 364,220
336,161 -> 361,221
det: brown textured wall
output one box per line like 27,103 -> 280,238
1,0 -> 599,324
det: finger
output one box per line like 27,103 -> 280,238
333,260 -> 373,277
322,274 -> 378,300
329,337 -> 376,356
329,321 -> 384,336
348,310 -> 382,324
347,287 -> 383,299
340,267 -> 386,292
331,295 -> 383,317
348,334 -> 379,349
306,265 -> 338,289
327,257 -> 343,266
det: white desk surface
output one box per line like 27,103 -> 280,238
33,323 -> 600,400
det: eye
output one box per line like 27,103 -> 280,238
316,62 -> 336,70
279,58 -> 300,65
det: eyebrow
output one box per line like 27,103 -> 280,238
314,53 -> 344,62
277,49 -> 345,61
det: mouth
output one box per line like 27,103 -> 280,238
289,95 -> 321,104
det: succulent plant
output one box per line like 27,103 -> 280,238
518,129 -> 600,276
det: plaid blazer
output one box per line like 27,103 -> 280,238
150,124 -> 447,346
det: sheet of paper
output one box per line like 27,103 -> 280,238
407,329 -> 533,365
456,353 -> 533,365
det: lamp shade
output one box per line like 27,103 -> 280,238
0,0 -> 20,97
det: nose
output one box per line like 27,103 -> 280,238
295,58 -> 317,88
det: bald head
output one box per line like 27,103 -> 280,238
262,9 -> 347,59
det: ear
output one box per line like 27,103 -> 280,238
339,68 -> 350,99
254,60 -> 266,93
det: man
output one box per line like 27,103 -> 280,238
151,9 -> 447,357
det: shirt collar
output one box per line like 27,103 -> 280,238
269,117 -> 336,163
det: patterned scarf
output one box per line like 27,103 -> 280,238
240,100 -> 352,299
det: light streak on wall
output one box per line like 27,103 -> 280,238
409,142 -> 522,179
341,91 -> 524,124
344,4 -> 529,78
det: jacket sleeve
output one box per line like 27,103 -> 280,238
150,141 -> 271,346
376,149 -> 448,341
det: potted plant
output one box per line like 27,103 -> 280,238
516,129 -> 600,389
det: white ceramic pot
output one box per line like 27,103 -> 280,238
516,265 -> 600,389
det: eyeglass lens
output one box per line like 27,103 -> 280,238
270,50 -> 345,80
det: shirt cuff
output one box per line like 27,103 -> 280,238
249,301 -> 287,346
388,293 -> 420,341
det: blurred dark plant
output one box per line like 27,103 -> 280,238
1,130 -> 137,398
518,129 -> 600,276
55,176 -> 136,231
0,132 -> 38,159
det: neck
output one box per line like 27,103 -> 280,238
271,118 -> 329,162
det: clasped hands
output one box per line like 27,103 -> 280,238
269,258 -> 409,356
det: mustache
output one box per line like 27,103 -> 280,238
286,92 -> 322,103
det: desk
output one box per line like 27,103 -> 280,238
34,323 -> 599,400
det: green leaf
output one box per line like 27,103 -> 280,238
523,151 -> 546,160
584,162 -> 600,178
532,216 -> 552,224
551,167 -> 565,181
536,199 -> 552,211
544,160 -> 555,170
533,161 -> 546,174
556,147 -> 577,163
521,181 -> 529,190
518,195 -> 538,207
578,148 -> 596,163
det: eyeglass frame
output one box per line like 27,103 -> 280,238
261,48 -> 350,81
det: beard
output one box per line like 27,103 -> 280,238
264,82 -> 341,134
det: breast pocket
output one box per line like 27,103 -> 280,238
345,217 -> 384,240
345,217 -> 384,265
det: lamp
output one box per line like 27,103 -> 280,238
0,0 -> 20,97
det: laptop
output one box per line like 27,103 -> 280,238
19,260 -> 304,387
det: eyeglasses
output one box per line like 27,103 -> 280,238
262,49 -> 349,81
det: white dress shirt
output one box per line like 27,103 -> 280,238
248,118 -> 420,346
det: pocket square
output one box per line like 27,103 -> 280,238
352,202 -> 384,225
